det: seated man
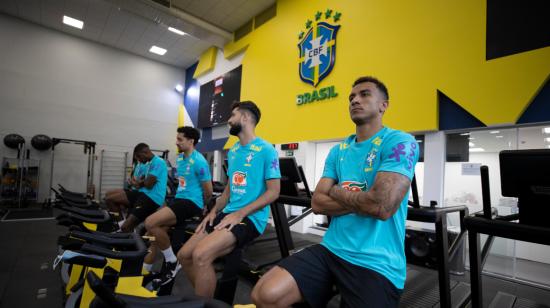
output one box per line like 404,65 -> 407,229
105,147 -> 144,218
177,101 -> 281,298
145,126 -> 213,285
252,76 -> 419,308
119,143 -> 168,233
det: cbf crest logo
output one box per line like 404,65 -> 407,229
298,9 -> 341,87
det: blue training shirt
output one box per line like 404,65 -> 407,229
320,127 -> 419,289
129,162 -> 144,191
175,150 -> 212,209
139,155 -> 168,206
224,137 -> 281,233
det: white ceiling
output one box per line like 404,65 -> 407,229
171,0 -> 274,32
0,0 -> 275,68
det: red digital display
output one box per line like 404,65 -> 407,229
281,143 -> 299,150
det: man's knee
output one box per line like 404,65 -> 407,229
144,216 -> 157,232
191,245 -> 215,267
177,244 -> 193,263
251,283 -> 279,306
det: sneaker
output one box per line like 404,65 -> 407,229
157,261 -> 180,286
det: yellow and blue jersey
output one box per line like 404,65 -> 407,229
224,137 -> 281,233
320,127 -> 419,289
175,150 -> 211,209
139,155 -> 168,206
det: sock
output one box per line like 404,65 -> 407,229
143,263 -> 153,272
162,247 -> 177,263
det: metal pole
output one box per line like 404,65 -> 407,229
435,215 -> 451,308
90,144 -> 95,198
49,147 -> 55,200
123,152 -> 128,188
98,149 -> 104,199
17,143 -> 24,208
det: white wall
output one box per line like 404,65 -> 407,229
0,14 -> 184,200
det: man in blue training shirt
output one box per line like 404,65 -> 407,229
252,76 -> 419,308
105,144 -> 145,216
177,101 -> 281,298
120,143 -> 168,233
144,126 -> 213,285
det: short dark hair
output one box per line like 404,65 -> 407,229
177,126 -> 200,146
353,76 -> 389,100
231,100 -> 261,125
134,143 -> 149,154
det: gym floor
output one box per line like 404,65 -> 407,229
1,215 -> 550,308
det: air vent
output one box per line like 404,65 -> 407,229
151,0 -> 170,8
254,4 -> 276,29
234,19 -> 253,41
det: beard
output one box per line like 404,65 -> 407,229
229,123 -> 242,136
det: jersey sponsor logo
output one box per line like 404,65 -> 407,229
178,176 -> 186,190
232,171 -> 247,187
341,181 -> 367,192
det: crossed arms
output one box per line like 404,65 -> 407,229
311,172 -> 411,221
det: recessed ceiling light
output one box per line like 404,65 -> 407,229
543,127 -> 550,134
495,135 -> 503,138
490,130 -> 500,134
469,142 -> 475,147
149,45 -> 167,55
168,27 -> 186,35
469,148 -> 485,152
175,84 -> 183,92
63,15 -> 83,29
460,133 -> 470,136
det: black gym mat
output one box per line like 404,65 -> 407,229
1,208 -> 53,221
0,219 -> 65,308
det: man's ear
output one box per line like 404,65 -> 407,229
380,100 -> 389,114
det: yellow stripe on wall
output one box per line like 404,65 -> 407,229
193,47 -> 218,79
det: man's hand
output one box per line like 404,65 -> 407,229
195,211 -> 217,234
214,211 -> 244,231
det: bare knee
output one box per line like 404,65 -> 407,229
252,284 -> 281,306
191,247 -> 213,267
252,267 -> 302,307
177,244 -> 193,263
144,217 -> 157,232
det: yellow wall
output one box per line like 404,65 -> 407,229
219,0 -> 550,145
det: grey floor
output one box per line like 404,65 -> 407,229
1,213 -> 550,307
